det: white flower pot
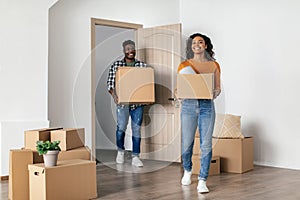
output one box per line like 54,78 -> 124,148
43,150 -> 59,167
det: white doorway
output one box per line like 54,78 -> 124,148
91,19 -> 143,163
91,19 -> 182,165
95,25 -> 135,150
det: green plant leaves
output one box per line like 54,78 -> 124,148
36,140 -> 61,155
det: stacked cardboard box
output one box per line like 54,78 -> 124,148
28,159 -> 97,200
9,127 -> 97,200
212,114 -> 254,173
192,132 -> 220,175
212,137 -> 253,173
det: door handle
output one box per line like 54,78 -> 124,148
168,97 -> 180,108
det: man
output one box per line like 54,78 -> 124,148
107,40 -> 146,167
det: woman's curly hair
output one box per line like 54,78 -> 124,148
186,33 -> 215,60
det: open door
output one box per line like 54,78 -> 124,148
136,24 -> 182,162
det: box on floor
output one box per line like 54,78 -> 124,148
28,159 -> 97,200
192,155 -> 220,175
8,149 -> 33,200
212,137 -> 254,173
9,147 -> 91,200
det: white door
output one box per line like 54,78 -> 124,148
136,24 -> 182,162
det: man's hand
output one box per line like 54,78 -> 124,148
112,93 -> 119,104
109,89 -> 119,104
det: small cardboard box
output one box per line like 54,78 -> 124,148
33,146 -> 91,163
9,149 -> 33,200
50,128 -> 85,151
212,137 -> 254,173
24,127 -> 63,150
177,73 -> 214,99
192,155 -> 220,175
28,159 -> 97,200
116,67 -> 155,104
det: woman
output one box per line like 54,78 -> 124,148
178,33 -> 221,193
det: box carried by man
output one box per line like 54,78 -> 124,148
116,67 -> 155,104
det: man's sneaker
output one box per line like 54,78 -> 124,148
197,180 -> 209,193
181,170 -> 192,185
116,151 -> 124,164
132,156 -> 143,167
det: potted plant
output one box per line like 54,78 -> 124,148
36,140 -> 61,167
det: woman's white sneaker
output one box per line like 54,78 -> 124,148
181,170 -> 192,185
197,180 -> 209,193
132,156 -> 143,167
116,151 -> 124,164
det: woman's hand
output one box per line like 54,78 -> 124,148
213,89 -> 221,99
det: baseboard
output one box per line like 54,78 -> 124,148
1,175 -> 8,181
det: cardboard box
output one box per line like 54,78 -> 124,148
9,147 -> 91,200
33,146 -> 91,163
116,67 -> 155,104
50,128 -> 85,151
28,159 -> 97,200
9,149 -> 33,200
192,155 -> 220,175
212,137 -> 254,173
177,73 -> 214,99
193,136 -> 200,155
24,127 -> 63,150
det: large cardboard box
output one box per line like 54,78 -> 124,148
212,137 -> 254,173
116,67 -> 155,104
28,159 -> 97,200
9,149 -> 33,200
50,128 -> 85,151
177,73 -> 214,99
24,127 -> 63,150
33,146 -> 91,163
192,155 -> 220,175
9,147 -> 91,200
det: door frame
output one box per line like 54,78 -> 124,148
90,18 -> 143,159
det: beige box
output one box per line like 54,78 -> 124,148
9,149 -> 33,200
33,146 -> 91,163
9,147 -> 91,200
192,155 -> 220,175
116,67 -> 155,104
177,73 -> 214,99
24,127 -> 63,150
50,128 -> 85,151
212,137 -> 254,173
28,159 -> 97,200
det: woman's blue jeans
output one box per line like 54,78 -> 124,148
116,105 -> 144,156
181,99 -> 215,180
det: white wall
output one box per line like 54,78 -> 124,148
180,0 -> 300,170
0,0 -> 58,175
48,0 -> 180,152
2,0 -> 298,175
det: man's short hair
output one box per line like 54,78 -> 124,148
122,40 -> 135,49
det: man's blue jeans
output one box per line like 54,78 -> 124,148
116,105 -> 144,156
181,99 -> 215,181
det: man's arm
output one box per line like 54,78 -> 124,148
108,89 -> 118,104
